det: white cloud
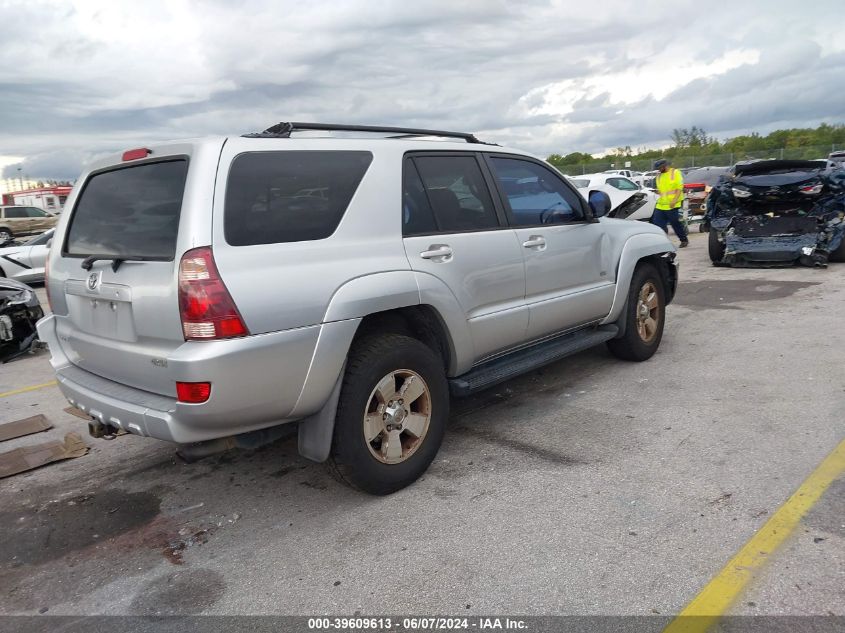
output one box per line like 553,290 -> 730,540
0,0 -> 843,178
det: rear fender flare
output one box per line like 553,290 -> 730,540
296,270 -> 468,416
322,270 -> 421,323
601,234 -> 675,326
322,269 -> 471,376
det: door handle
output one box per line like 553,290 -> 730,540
522,236 -> 546,249
420,245 -> 453,261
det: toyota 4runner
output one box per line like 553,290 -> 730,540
38,122 -> 678,494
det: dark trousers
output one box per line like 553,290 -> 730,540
652,207 -> 688,241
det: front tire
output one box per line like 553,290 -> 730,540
708,229 -> 726,263
607,263 -> 665,362
327,334 -> 448,495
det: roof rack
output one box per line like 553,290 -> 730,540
242,122 -> 488,144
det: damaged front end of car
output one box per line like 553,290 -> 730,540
0,278 -> 44,362
607,191 -> 651,220
705,161 -> 845,267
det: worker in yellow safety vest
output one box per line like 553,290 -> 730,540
651,158 -> 689,247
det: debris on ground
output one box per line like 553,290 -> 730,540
0,414 -> 52,442
63,406 -> 94,421
708,492 -> 733,505
0,432 -> 89,478
163,528 -> 212,565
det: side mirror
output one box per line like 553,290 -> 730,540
588,190 -> 612,218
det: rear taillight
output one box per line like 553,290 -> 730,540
176,381 -> 211,403
799,184 -> 823,195
178,247 -> 248,340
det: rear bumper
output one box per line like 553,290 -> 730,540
37,314 -> 358,443
723,233 -> 821,266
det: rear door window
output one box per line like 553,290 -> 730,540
224,151 -> 373,246
65,160 -> 188,259
402,160 -> 438,236
411,155 -> 499,233
4,207 -> 26,218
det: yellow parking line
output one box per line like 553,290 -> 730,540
664,438 -> 845,633
0,380 -> 57,399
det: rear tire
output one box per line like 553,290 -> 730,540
607,263 -> 665,362
327,334 -> 448,495
0,228 -> 12,244
708,229 -> 726,263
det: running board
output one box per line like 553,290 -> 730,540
448,325 -> 619,397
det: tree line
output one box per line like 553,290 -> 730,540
547,123 -> 845,167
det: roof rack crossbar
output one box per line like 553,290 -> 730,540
243,122 -> 485,144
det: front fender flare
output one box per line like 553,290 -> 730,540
601,234 -> 676,326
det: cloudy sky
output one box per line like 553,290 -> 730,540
1,0 -> 844,184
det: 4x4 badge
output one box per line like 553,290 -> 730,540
87,271 -> 101,291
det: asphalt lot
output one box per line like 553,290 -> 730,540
1,230 -> 843,617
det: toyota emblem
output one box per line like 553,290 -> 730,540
87,271 -> 100,291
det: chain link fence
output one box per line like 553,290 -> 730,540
553,144 -> 845,176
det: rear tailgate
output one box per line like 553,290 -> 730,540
46,139 -> 225,397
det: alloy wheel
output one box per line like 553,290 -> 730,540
636,281 -> 660,343
362,369 -> 432,465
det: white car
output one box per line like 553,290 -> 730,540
0,229 -> 53,283
569,173 -> 657,221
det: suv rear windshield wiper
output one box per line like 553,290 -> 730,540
80,255 -> 165,272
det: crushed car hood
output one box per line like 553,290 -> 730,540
706,162 -> 845,267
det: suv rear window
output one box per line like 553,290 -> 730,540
224,151 -> 373,246
65,160 -> 188,259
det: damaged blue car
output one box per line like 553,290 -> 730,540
705,160 -> 845,267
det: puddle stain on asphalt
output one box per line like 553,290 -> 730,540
128,568 -> 226,615
672,279 -> 820,310
0,487 -> 231,612
0,489 -> 161,567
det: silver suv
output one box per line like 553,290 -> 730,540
38,122 -> 678,494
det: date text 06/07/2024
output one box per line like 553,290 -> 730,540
306,617 -> 529,630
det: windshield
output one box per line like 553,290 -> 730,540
64,160 -> 188,259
